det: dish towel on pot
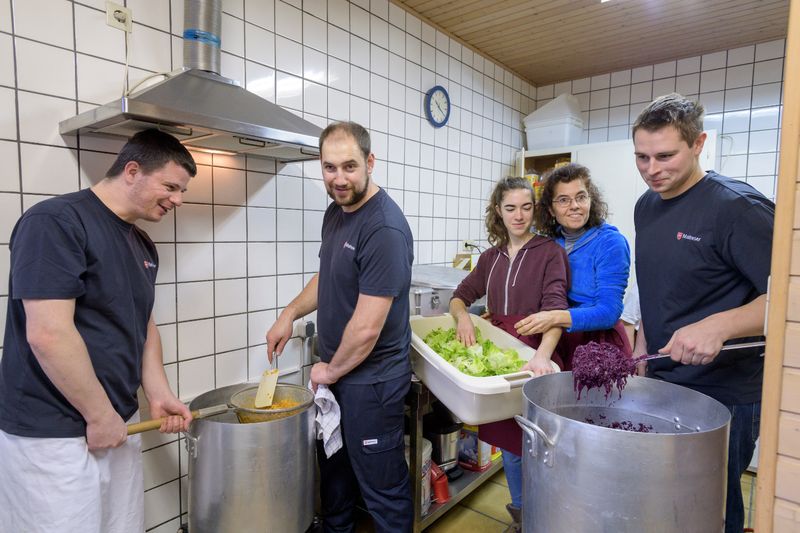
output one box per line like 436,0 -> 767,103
310,381 -> 343,458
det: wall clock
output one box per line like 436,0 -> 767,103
424,85 -> 450,128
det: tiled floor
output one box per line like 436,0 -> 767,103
356,469 -> 759,532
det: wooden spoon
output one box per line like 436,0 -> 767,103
254,352 -> 280,408
126,403 -> 230,435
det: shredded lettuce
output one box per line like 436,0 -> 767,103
422,327 -> 526,377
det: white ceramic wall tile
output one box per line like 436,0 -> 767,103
247,242 -> 276,277
276,71 -> 303,109
176,281 -> 214,321
700,69 -> 725,93
753,58 -> 783,85
751,82 -> 782,108
747,175 -> 776,199
248,275 -> 276,311
142,442 -> 179,490
144,479 -> 180,530
728,45 -> 755,67
152,284 -> 176,325
610,69 -> 631,87
0,141 -> 19,192
17,91 -> 76,148
127,0 -> 170,32
176,204 -> 214,241
221,13 -> 245,56
215,313 -> 247,352
724,87 -> 752,112
276,1 -> 303,41
15,39 -> 75,99
699,91 -> 724,114
276,273 -> 303,307
76,54 -> 126,105
675,74 -> 700,96
747,152 -> 776,176
214,205 -> 247,241
755,39 -> 785,62
13,0 -> 73,48
275,208 -> 303,241
215,277 -> 248,316
74,4 -> 125,63
247,207 -> 277,241
750,106 -> 780,130
245,0 -> 274,30
653,61 -> 676,79
214,242 -> 247,279
245,62 -> 276,102
676,56 -> 701,75
722,110 -> 751,134
176,243 -> 214,282
215,348 -> 248,387
223,0 -> 245,17
748,129 -> 778,153
177,318 -> 215,360
631,66 -> 653,83
157,323 -> 178,364
0,193 -> 21,242
702,51 -> 727,71
221,51 -> 245,83
20,144 -> 78,195
245,23 -> 275,67
725,64 -> 753,89
178,355 -> 215,400
629,81 -> 652,104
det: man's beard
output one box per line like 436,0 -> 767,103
327,173 -> 370,206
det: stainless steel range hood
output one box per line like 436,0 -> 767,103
59,0 -> 322,163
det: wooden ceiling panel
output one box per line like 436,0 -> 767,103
392,0 -> 790,85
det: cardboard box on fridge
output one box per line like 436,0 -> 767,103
458,424 -> 498,472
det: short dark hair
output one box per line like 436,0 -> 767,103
319,121 -> 371,160
106,129 -> 197,178
632,93 -> 705,146
534,163 -> 608,237
485,176 -> 535,248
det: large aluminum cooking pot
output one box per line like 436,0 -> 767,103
515,372 -> 730,533
187,383 -> 315,533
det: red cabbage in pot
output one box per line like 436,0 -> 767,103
572,341 -> 636,399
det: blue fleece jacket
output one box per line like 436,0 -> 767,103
554,222 -> 630,332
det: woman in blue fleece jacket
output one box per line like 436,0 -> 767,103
521,162 -> 632,368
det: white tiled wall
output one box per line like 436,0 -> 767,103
533,39 -> 786,201
1,0 -> 534,529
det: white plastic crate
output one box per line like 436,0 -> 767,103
524,93 -> 584,150
410,313 -> 558,425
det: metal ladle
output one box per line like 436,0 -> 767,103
637,340 -> 766,362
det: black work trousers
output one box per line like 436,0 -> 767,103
317,373 -> 413,533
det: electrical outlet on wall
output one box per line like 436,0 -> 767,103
106,1 -> 132,33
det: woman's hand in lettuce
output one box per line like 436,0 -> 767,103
456,315 -> 478,346
522,353 -> 556,377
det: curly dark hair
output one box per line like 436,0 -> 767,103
534,163 -> 608,237
485,176 -> 535,248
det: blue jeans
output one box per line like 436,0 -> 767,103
501,448 -> 523,509
724,402 -> 760,533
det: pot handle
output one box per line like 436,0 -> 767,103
514,415 -> 555,467
184,432 -> 198,459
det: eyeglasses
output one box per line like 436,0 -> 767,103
552,194 -> 590,208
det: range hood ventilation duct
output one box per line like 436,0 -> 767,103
59,0 -> 322,162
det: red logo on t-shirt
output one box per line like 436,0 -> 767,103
677,232 -> 683,240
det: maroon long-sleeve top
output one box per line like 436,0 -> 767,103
452,235 -> 570,316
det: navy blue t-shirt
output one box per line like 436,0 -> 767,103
634,171 -> 774,405
0,189 -> 158,437
317,189 -> 413,384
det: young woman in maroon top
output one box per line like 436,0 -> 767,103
449,176 -> 569,530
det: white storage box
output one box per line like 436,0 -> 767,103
410,313 -> 558,425
524,93 -> 584,150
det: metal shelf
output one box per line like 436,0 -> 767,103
407,377 -> 503,532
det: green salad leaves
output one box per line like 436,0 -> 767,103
422,327 -> 526,377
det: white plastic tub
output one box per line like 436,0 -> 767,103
409,314 -> 558,425
524,93 -> 584,150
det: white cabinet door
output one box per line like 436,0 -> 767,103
572,139 -> 641,282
